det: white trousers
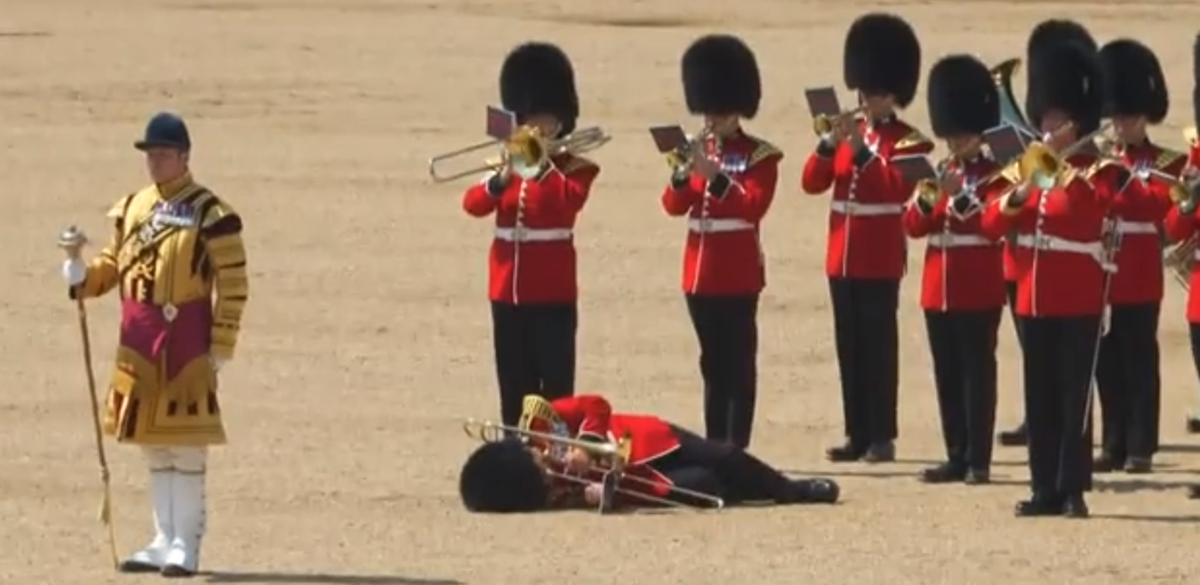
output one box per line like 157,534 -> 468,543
141,446 -> 207,473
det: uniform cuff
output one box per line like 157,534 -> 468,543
486,174 -> 509,197
916,197 -> 934,215
670,171 -> 690,191
816,139 -> 837,158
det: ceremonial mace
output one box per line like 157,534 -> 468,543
57,226 -> 119,569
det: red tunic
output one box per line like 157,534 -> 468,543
1105,142 -> 1185,305
661,130 -> 782,296
546,395 -> 682,498
902,156 -> 1009,312
801,117 -> 935,279
462,154 -> 600,304
980,154 -> 1125,317
1162,141 -> 1200,322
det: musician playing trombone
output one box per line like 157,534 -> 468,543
461,42 -> 601,427
459,394 -> 839,512
661,35 -> 782,449
1091,39 -> 1187,475
980,38 -> 1127,519
902,55 -> 1011,485
801,13 -> 934,463
998,20 -> 1099,448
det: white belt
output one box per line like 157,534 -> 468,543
1115,220 -> 1157,235
1016,234 -> 1103,256
1194,248 -> 1200,262
830,200 -> 904,216
927,233 -> 995,248
494,227 -> 573,242
687,218 -> 755,234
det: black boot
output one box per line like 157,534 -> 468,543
1124,456 -> 1152,474
919,462 -> 966,484
998,421 -> 1027,446
1093,451 -> 1125,473
1062,493 -> 1089,518
1189,485 -> 1200,499
861,441 -> 895,463
1187,414 -> 1200,434
826,441 -> 865,463
779,478 -> 839,504
964,468 -> 990,485
1015,492 -> 1062,517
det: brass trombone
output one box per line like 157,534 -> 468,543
813,106 -> 867,137
428,125 -> 610,183
462,418 -> 725,512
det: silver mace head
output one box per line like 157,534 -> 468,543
58,225 -> 88,253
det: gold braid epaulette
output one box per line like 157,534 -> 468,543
894,128 -> 934,153
1154,148 -> 1187,174
745,136 -> 783,167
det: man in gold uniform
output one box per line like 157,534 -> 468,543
60,112 -> 248,577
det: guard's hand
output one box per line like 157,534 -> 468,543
582,482 -> 603,506
939,168 -> 964,196
564,447 -> 591,474
61,259 -> 86,287
831,115 -> 854,144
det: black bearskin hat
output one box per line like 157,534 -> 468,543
927,55 -> 999,137
1027,41 -> 1105,135
1100,39 -> 1168,123
843,13 -> 921,107
1025,19 -> 1096,117
500,42 -> 579,136
682,34 -> 761,118
459,439 -> 548,513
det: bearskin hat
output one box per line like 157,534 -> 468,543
926,55 -> 999,137
1026,19 -> 1096,65
843,13 -> 921,108
682,34 -> 761,118
459,439 -> 548,513
500,42 -> 579,136
1099,39 -> 1167,123
1027,41 -> 1105,136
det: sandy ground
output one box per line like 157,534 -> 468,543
4,1 -> 1200,584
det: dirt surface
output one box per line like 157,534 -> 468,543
4,1 -> 1200,584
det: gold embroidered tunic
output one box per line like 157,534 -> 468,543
75,173 -> 248,445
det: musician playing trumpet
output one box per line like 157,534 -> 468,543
801,13 -> 934,463
461,42 -> 601,427
459,394 -> 838,512
661,34 -> 782,449
980,39 -> 1127,518
903,55 -> 1010,485
1090,39 -> 1186,475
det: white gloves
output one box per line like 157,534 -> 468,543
62,258 -> 86,286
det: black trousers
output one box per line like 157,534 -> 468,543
1191,325 -> 1200,395
1019,316 -> 1100,497
652,425 -> 804,505
685,294 -> 758,448
924,309 -> 1002,471
829,278 -> 900,447
1005,281 -> 1026,423
1096,303 -> 1161,460
491,302 -> 577,426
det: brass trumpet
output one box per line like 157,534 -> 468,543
1165,234 -> 1197,293
462,417 -> 725,511
1009,120 -> 1114,189
665,125 -> 717,174
428,125 -> 610,183
813,106 -> 866,137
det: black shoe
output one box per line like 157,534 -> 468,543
1062,494 -> 1089,518
1015,494 -> 1062,517
791,478 -> 839,504
1124,456 -> 1152,474
826,442 -> 865,463
1189,485 -> 1200,499
862,441 -> 895,463
920,462 -> 966,484
964,468 -> 991,485
118,560 -> 160,574
998,422 -> 1027,447
1093,451 -> 1126,473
